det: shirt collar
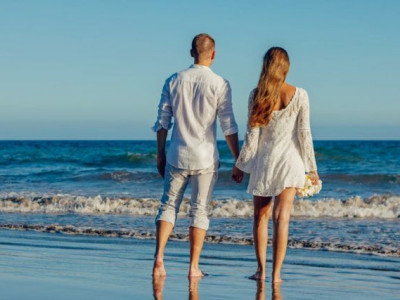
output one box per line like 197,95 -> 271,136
191,64 -> 211,70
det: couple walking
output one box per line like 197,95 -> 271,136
152,33 -> 319,282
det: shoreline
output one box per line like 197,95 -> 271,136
0,229 -> 399,299
1,224 -> 399,257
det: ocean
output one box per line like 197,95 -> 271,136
0,140 -> 399,257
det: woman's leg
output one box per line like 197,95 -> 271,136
250,195 -> 273,280
272,187 -> 296,283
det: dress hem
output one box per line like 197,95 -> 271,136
247,183 -> 304,197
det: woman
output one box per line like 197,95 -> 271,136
232,47 -> 319,282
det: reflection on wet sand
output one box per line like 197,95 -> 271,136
189,276 -> 202,300
152,276 -> 203,300
152,276 -> 166,300
153,275 -> 282,300
255,281 -> 282,300
255,280 -> 266,300
272,283 -> 282,300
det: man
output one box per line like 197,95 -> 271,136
152,33 -> 240,278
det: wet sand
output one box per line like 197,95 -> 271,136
0,229 -> 398,299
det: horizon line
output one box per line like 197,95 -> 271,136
0,139 -> 399,142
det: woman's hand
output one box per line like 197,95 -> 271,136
309,171 -> 319,185
232,166 -> 244,183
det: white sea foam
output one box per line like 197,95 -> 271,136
0,193 -> 399,219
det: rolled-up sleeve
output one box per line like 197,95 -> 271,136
152,80 -> 173,132
217,81 -> 238,136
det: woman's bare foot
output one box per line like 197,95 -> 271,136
152,257 -> 166,277
249,271 -> 266,281
272,272 -> 282,283
188,267 -> 207,278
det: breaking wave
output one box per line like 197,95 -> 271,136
0,193 -> 399,219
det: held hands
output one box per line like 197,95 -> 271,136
157,153 -> 166,179
232,165 -> 244,183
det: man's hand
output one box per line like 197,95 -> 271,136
157,153 -> 166,178
309,171 -> 320,185
232,165 -> 244,183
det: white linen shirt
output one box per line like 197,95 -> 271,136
152,64 -> 238,170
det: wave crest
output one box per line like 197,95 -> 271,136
0,151 -> 156,166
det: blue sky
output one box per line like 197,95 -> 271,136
0,0 -> 399,140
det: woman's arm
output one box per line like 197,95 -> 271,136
234,90 -> 260,175
297,90 -> 319,182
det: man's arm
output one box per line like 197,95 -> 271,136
217,81 -> 240,158
225,132 -> 240,161
216,82 -> 244,183
226,132 -> 244,183
157,128 -> 168,178
217,81 -> 238,138
152,79 -> 172,178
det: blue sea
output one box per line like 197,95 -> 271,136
0,140 -> 399,256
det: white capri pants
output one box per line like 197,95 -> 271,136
155,162 -> 218,231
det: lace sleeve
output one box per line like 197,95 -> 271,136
235,90 -> 260,174
297,90 -> 317,172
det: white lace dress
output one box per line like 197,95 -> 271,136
235,87 -> 317,197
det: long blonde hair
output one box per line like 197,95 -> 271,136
249,47 -> 290,128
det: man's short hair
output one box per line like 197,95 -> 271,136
191,33 -> 215,59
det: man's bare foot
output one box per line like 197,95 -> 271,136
152,257 -> 166,277
188,267 -> 207,278
249,271 -> 266,281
